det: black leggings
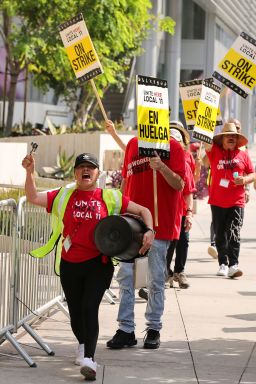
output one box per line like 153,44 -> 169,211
60,256 -> 114,359
166,216 -> 189,274
211,205 -> 244,267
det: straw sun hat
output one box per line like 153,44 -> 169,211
213,122 -> 247,148
169,120 -> 190,146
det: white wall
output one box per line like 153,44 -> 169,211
0,131 -> 135,185
0,101 -> 73,127
0,143 -> 27,187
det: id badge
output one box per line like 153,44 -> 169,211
63,235 -> 72,252
219,178 -> 229,188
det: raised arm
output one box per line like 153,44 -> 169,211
22,154 -> 48,208
204,142 -> 213,152
104,120 -> 127,152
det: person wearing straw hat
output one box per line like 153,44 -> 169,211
205,122 -> 255,278
166,126 -> 196,289
205,118 -> 250,260
169,120 -> 202,183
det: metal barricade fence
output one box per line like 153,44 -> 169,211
0,199 -> 17,340
0,178 -> 116,366
0,197 -> 68,367
16,197 -> 63,325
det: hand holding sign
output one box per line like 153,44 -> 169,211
149,151 -> 165,172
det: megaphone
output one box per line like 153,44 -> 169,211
94,214 -> 148,262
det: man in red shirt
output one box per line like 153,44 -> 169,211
205,122 -> 255,278
107,134 -> 185,349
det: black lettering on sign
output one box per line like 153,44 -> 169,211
196,115 -> 215,131
72,42 -> 96,71
205,106 -> 212,119
74,42 -> 85,56
139,124 -> 168,140
148,110 -> 158,125
221,58 -> 255,87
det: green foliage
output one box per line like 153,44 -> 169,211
157,16 -> 176,35
1,0 -> 175,132
43,147 -> 75,179
0,0 -> 154,91
56,148 -> 75,175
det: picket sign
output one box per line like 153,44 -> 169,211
136,75 -> 170,226
58,13 -> 107,119
179,78 -> 222,131
213,32 -> 256,99
192,80 -> 221,144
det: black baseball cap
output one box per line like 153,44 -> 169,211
74,153 -> 99,169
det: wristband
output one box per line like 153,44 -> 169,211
146,227 -> 156,235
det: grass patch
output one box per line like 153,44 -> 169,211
0,188 -> 25,202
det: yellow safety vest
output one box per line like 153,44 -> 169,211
30,187 -> 122,275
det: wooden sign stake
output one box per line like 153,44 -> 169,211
153,169 -> 158,226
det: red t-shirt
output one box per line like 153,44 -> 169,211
47,188 -> 129,263
206,144 -> 254,208
184,150 -> 196,176
172,161 -> 197,240
122,137 -> 185,240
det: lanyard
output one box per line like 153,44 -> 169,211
69,189 -> 97,240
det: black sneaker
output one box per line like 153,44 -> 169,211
106,329 -> 137,349
143,329 -> 160,349
138,288 -> 148,301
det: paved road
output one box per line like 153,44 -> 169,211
1,195 -> 256,383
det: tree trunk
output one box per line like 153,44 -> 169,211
5,72 -> 19,136
73,86 -> 95,128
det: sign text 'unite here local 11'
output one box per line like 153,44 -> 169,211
58,13 -> 103,84
136,75 -> 170,159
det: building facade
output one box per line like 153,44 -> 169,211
123,0 -> 256,145
1,1 -> 255,144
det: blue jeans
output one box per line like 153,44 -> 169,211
116,239 -> 170,333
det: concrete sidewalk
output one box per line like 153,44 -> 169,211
1,196 -> 256,383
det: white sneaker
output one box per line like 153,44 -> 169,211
217,264 -> 228,276
80,357 -> 97,381
228,264 -> 243,278
208,245 -> 218,259
75,343 -> 84,366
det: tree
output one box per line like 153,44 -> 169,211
0,0 -> 175,135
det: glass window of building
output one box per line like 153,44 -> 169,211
215,24 -> 234,48
182,0 -> 206,40
180,69 -> 204,82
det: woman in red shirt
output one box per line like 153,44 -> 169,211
205,123 -> 255,278
22,152 -> 154,381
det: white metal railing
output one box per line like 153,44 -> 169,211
0,199 -> 17,337
0,177 -> 116,366
0,197 -> 67,367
